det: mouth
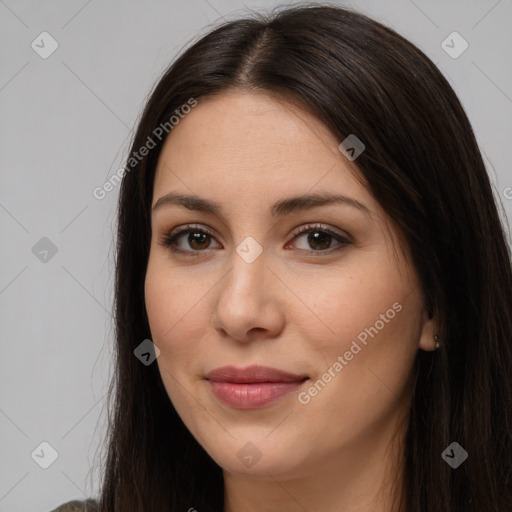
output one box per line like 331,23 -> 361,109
204,365 -> 309,409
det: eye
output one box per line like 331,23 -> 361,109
158,224 -> 221,255
286,223 -> 351,254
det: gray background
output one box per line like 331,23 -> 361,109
1,0 -> 511,510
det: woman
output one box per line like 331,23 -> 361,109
52,3 -> 512,511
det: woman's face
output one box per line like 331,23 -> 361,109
144,90 -> 437,479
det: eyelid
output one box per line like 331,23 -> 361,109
289,223 -> 351,242
165,223 -> 218,240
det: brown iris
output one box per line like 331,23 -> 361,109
307,231 -> 332,251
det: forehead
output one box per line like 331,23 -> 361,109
154,90 -> 365,198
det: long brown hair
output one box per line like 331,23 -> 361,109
93,3 -> 512,510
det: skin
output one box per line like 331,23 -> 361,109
144,90 -> 438,512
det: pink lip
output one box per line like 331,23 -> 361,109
205,365 -> 309,409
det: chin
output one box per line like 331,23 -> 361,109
198,432 -> 307,478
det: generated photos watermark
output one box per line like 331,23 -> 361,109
298,301 -> 403,405
93,97 -> 198,200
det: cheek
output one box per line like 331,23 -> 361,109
297,263 -> 420,403
144,265 -> 172,341
145,253 -> 192,335
144,263 -> 208,423
297,264 -> 410,354
297,283 -> 418,443
145,260 -> 189,357
144,258 -> 214,372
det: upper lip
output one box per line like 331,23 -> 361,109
205,365 -> 309,383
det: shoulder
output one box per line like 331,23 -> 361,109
49,499 -> 98,512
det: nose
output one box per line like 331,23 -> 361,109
210,248 -> 286,343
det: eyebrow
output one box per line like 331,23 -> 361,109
152,191 -> 371,217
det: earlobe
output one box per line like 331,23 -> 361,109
418,307 -> 439,352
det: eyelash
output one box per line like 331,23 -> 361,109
158,223 -> 351,256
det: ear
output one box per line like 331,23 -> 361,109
418,306 -> 438,352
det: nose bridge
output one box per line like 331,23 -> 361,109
224,240 -> 268,298
211,239 -> 283,340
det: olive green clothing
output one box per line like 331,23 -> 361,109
49,500 -> 98,512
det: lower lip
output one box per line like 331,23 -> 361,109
207,380 -> 307,409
